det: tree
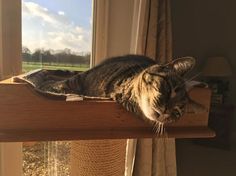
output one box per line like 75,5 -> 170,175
22,47 -> 91,67
31,49 -> 43,63
22,46 -> 32,63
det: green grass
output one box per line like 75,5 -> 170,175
22,62 -> 89,73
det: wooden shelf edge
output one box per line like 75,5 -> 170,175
165,127 -> 215,139
0,127 -> 215,142
0,77 -> 214,142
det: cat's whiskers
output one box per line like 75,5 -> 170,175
152,121 -> 158,133
152,120 -> 165,135
154,122 -> 160,134
185,72 -> 201,83
161,123 -> 165,135
160,123 -> 164,135
158,123 -> 161,134
175,72 -> 201,89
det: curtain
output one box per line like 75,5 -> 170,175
132,0 -> 177,176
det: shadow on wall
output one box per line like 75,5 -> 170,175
171,0 -> 236,176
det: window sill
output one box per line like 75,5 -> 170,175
0,78 -> 215,141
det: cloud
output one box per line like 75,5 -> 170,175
58,11 -> 65,16
22,2 -> 59,25
22,1 -> 91,53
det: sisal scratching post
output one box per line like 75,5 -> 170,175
70,139 -> 127,176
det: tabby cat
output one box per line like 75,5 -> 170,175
25,55 -> 205,134
60,55 -> 204,133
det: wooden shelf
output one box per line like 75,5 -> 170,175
0,78 -> 215,142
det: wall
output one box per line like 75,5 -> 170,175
171,0 -> 236,176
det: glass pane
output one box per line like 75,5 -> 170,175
21,0 -> 92,175
23,141 -> 71,176
22,0 -> 92,73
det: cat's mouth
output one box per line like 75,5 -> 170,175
152,108 -> 176,124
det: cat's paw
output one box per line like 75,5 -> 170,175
110,93 -> 122,102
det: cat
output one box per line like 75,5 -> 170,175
24,55 -> 205,134
64,55 -> 205,132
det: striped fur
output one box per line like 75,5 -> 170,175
65,55 -> 203,134
25,55 -> 203,134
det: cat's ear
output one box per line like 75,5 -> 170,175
170,57 -> 195,76
186,98 -> 208,114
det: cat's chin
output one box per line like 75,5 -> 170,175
143,110 -> 169,124
145,112 -> 177,125
147,114 -> 176,134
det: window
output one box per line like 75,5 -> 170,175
21,0 -> 93,175
0,0 -> 142,175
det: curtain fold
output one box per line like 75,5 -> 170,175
133,0 -> 177,175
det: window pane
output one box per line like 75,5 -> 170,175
21,0 -> 92,175
23,141 -> 71,176
22,0 -> 92,72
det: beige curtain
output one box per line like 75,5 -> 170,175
133,0 -> 177,176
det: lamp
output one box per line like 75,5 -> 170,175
202,57 -> 232,104
202,57 -> 232,77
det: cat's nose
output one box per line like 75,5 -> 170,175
155,113 -> 170,123
163,114 -> 170,118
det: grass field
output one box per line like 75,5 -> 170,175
22,62 -> 90,73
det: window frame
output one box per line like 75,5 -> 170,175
92,0 -> 146,64
0,0 -> 21,80
0,1 -> 22,176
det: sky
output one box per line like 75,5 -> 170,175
22,0 -> 92,53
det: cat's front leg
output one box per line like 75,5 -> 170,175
111,92 -> 137,113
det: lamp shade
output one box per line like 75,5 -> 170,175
202,57 -> 232,77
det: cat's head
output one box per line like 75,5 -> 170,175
135,57 -> 206,133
